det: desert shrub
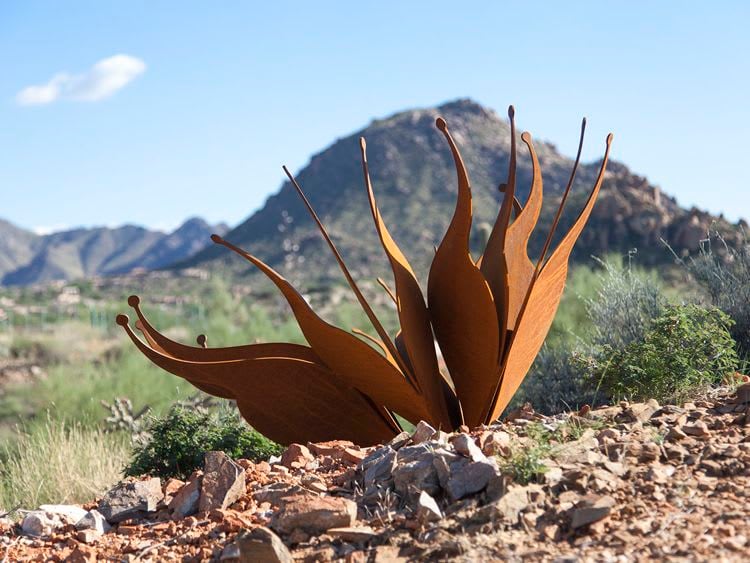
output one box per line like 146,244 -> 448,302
0,417 -> 130,509
586,259 -> 666,350
682,235 -> 750,360
513,260 -> 666,415
591,304 -> 738,403
126,405 -> 281,479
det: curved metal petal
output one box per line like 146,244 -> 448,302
128,295 -> 321,363
360,137 -> 456,429
427,117 -> 500,428
117,315 -> 394,445
211,235 -> 432,424
485,134 -> 613,422
479,107 -> 517,346
500,132 -> 544,331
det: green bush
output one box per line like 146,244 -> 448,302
681,235 -> 750,360
513,259 -> 666,415
125,406 -> 281,479
591,304 -> 738,403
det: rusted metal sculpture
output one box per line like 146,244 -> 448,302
117,107 -> 613,445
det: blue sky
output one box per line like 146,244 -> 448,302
2,1 -> 748,233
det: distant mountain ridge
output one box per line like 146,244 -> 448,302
0,218 -> 228,286
183,99 -> 746,286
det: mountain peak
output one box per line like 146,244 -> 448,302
185,100 -> 744,281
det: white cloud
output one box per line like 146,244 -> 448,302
16,55 -> 146,106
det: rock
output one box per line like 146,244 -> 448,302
543,466 -> 564,486
451,434 -> 487,462
570,495 -> 616,529
639,442 -> 661,462
415,491 -> 442,522
646,463 -> 675,484
300,474 -> 327,494
253,483 -> 305,506
665,426 -> 687,441
199,451 -> 246,512
21,504 -> 88,536
307,440 -> 355,459
169,471 -> 202,518
67,545 -> 97,563
21,511 -> 59,536
630,399 -> 660,422
220,542 -> 241,561
392,444 -> 441,498
683,421 -> 711,437
38,504 -> 87,523
271,494 -> 357,535
480,430 -> 511,456
411,420 -> 437,443
387,431 -> 411,450
359,446 -> 397,488
491,485 -> 529,523
736,383 -> 750,404
327,526 -> 378,542
98,477 -> 163,523
75,509 -> 111,534
341,447 -> 367,464
280,444 -> 314,469
236,526 -> 293,563
163,478 -> 185,504
76,529 -> 100,544
553,430 -> 600,465
445,460 -> 499,500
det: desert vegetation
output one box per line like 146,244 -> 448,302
1,236 -> 748,513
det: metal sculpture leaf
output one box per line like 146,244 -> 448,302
119,106 -> 613,445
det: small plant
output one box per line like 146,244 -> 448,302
125,405 -> 281,479
591,304 -> 738,404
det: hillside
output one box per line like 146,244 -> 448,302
185,99 -> 745,287
0,218 -> 228,286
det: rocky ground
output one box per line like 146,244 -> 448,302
2,383 -> 750,562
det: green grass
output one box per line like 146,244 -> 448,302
0,417 -> 130,510
0,346 -> 196,428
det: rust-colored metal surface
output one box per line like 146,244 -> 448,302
118,106 -> 613,445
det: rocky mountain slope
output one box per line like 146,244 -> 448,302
0,218 -> 228,286
184,99 -> 745,288
4,384 -> 750,561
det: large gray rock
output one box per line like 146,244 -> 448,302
392,444 -> 442,498
22,504 -> 89,536
199,451 -> 246,512
98,477 -> 163,523
21,512 -> 59,537
360,446 -> 397,488
445,460 -> 500,500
